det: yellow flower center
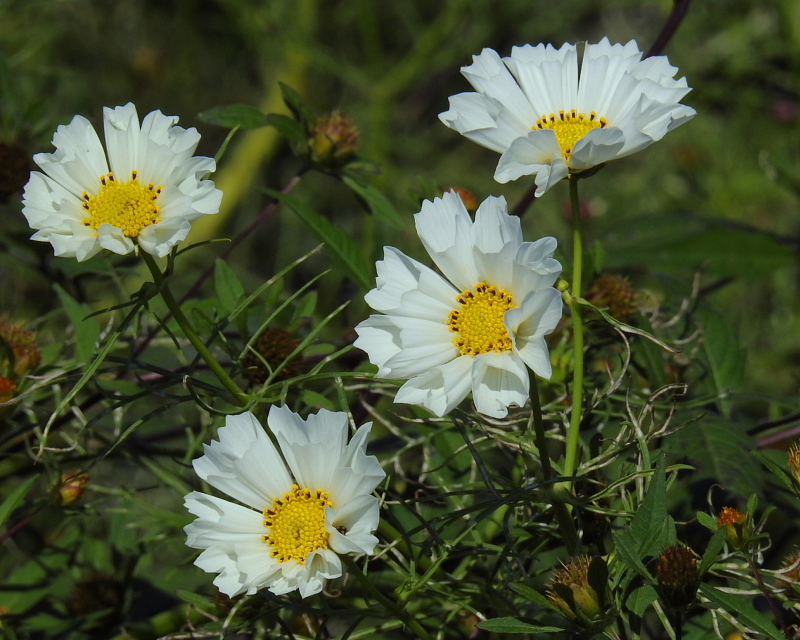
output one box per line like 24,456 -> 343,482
534,110 -> 608,164
262,484 -> 332,564
448,281 -> 517,356
81,171 -> 163,237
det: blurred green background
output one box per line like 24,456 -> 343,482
1,0 -> 798,399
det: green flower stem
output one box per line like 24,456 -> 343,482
342,555 -> 434,640
530,375 -> 579,554
142,252 -> 249,407
563,177 -> 585,488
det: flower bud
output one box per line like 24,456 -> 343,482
308,111 -> 359,169
56,472 -> 90,506
547,555 -> 614,632
717,507 -> 751,550
656,544 -> 699,611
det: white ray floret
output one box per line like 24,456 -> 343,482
184,407 -> 385,598
355,191 -> 563,419
22,103 -> 222,261
439,38 -> 696,195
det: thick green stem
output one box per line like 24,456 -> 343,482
530,376 -> 579,553
142,252 -> 248,407
343,556 -> 434,640
563,177 -> 585,486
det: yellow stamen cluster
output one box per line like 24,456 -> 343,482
81,171 -> 163,237
448,282 -> 516,356
262,484 -> 332,564
534,110 -> 608,163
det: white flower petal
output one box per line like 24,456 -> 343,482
441,39 -> 694,187
193,412 -> 293,509
21,103 -> 221,260
394,355 -> 474,417
471,352 -> 529,418
414,191 -> 480,290
185,408 -> 383,599
506,288 -> 564,379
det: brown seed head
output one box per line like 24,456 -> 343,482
656,544 -> 699,610
587,274 -> 638,322
244,327 -> 304,386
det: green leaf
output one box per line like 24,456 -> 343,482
477,618 -> 562,634
627,585 -> 659,617
278,82 -> 314,126
176,590 -> 215,608
697,305 -> 745,412
753,449 -> 800,495
698,527 -> 728,576
264,188 -> 372,290
617,454 -> 676,559
0,475 -> 38,528
214,258 -> 245,314
668,418 -> 763,498
510,583 -> 556,609
601,213 -> 795,277
614,526 -> 655,583
54,284 -> 101,363
698,584 -> 784,640
266,113 -> 307,145
696,510 -> 719,531
198,104 -> 270,129
342,176 -> 404,229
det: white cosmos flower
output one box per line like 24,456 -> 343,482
22,103 -> 222,261
439,38 -> 696,195
354,191 -> 563,419
184,407 -> 385,598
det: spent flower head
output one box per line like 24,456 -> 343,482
184,407 -> 385,598
440,38 -> 695,195
22,103 -> 222,261
354,190 -> 563,418
656,544 -> 700,611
